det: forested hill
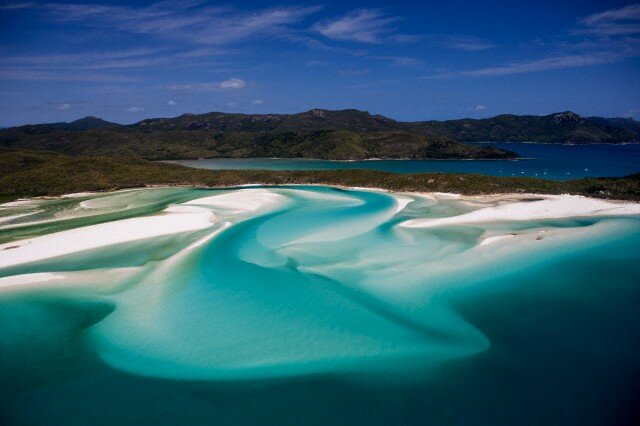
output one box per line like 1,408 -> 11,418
5,116 -> 118,133
19,109 -> 636,142
0,109 -> 637,161
413,112 -> 640,144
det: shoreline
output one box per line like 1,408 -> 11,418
465,141 -> 640,146
4,182 -> 640,207
397,193 -> 640,229
0,188 -> 289,270
0,183 -> 640,251
3,150 -> 639,203
1,185 -> 639,290
165,156 -> 523,164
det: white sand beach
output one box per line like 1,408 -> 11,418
399,194 -> 640,229
0,188 -> 289,269
3,188 -> 640,271
0,272 -> 64,290
0,206 -> 215,269
393,195 -> 414,213
183,188 -> 286,213
479,234 -> 516,246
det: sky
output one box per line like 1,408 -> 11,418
1,0 -> 639,126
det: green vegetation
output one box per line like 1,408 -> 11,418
0,127 -> 516,161
2,149 -> 639,202
414,111 -> 640,144
3,109 -> 636,162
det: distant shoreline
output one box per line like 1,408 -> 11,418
465,141 -> 640,146
4,182 -> 640,206
165,157 -> 526,164
2,150 -> 639,203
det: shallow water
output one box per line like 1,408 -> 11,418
1,186 -> 639,425
170,143 -> 640,180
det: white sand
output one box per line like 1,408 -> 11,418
4,188 -> 638,271
0,205 -> 215,269
0,189 -> 290,269
399,194 -> 640,229
0,268 -> 143,294
0,272 -> 64,290
60,191 -> 102,198
183,188 -> 286,213
0,199 -> 41,208
431,192 -> 462,199
394,195 -> 414,213
478,234 -> 516,246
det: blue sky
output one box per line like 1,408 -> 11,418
1,0 -> 639,125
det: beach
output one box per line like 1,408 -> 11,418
2,185 -> 639,280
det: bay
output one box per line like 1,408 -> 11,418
170,143 -> 640,180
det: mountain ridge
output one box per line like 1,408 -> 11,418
7,109 -> 638,142
0,109 -> 637,161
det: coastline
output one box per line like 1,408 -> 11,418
3,150 -> 639,202
465,141 -> 640,146
398,193 -> 640,229
166,156 -> 523,163
0,188 -> 290,270
2,185 -> 639,275
4,183 -> 640,208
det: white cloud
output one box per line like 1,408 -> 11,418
314,9 -> 402,43
0,67 -> 139,82
387,34 -> 421,43
0,3 -> 36,10
475,105 -> 486,111
219,78 -> 246,89
424,4 -> 640,80
436,35 -> 496,51
427,50 -> 634,79
126,107 -> 144,112
57,103 -> 71,110
372,56 -> 422,67
579,4 -> 640,36
0,48 -> 204,82
251,99 -> 264,105
461,52 -> 621,77
338,69 -> 370,76
169,78 -> 246,91
306,60 -> 330,66
167,100 -> 177,106
15,2 -> 322,45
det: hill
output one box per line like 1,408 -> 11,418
126,109 -> 640,143
3,116 -> 118,135
0,120 -> 517,161
412,112 -> 640,144
0,110 -> 637,161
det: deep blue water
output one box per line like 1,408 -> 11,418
170,143 -> 640,180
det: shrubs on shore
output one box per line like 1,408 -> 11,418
1,149 -> 638,201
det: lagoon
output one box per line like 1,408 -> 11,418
1,186 -> 639,425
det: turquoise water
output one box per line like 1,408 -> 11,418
170,143 -> 640,180
1,186 -> 639,425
